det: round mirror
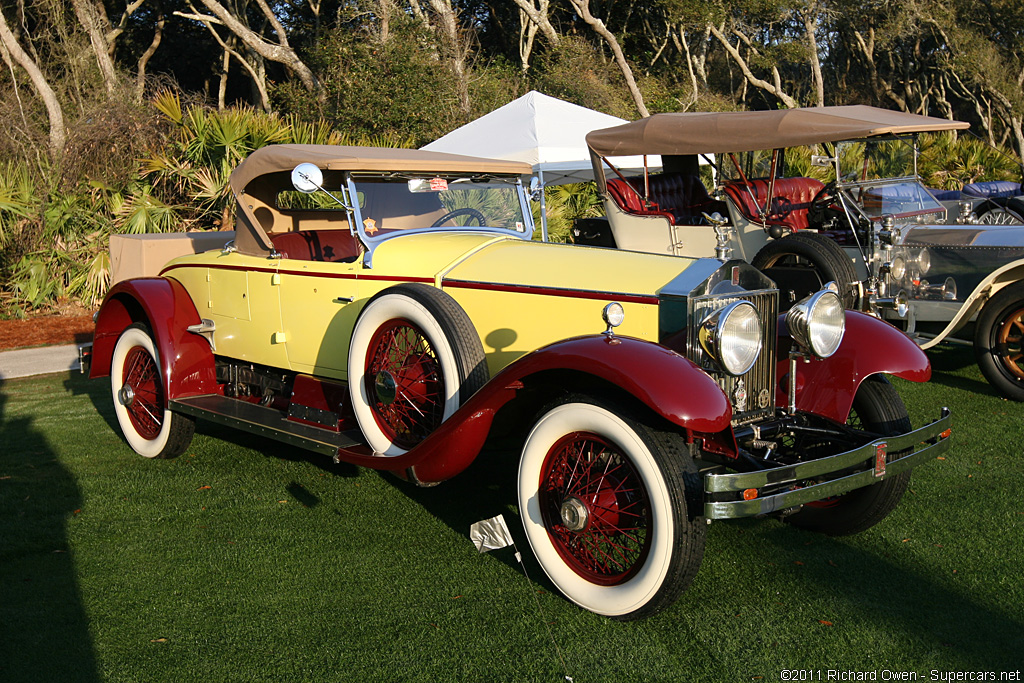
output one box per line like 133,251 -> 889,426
291,163 -> 323,194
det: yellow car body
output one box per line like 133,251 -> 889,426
162,233 -> 679,380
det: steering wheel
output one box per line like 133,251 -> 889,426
807,180 -> 840,228
811,180 -> 838,210
431,207 -> 487,228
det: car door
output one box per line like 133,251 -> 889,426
277,258 -> 362,380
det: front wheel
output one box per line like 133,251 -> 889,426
110,323 -> 195,458
517,398 -> 705,620
785,379 -> 911,536
974,282 -> 1024,401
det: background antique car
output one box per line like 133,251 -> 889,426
581,106 -> 1024,401
89,144 -> 951,620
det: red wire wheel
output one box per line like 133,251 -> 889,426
364,318 -> 445,450
121,345 -> 165,440
538,432 -> 652,586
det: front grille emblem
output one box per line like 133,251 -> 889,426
733,379 -> 747,412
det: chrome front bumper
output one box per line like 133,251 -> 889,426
703,407 -> 952,519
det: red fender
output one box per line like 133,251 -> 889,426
777,310 -> 931,423
90,278 -> 218,400
337,335 -> 732,484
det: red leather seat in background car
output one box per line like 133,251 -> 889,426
722,177 -> 825,231
606,174 -> 726,225
270,230 -> 362,262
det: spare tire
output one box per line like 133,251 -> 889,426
751,231 -> 859,310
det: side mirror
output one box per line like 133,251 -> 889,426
291,163 -> 323,194
528,176 -> 543,202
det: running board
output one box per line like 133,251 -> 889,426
170,394 -> 363,457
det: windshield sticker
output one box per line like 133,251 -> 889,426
363,217 -> 379,234
430,177 -> 449,192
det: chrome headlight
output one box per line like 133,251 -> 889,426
698,300 -> 762,376
787,289 -> 845,358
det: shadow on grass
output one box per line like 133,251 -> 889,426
0,379 -> 99,682
388,419 -> 1023,667
65,370 -> 361,479
924,344 -> 999,397
63,371 -> 119,435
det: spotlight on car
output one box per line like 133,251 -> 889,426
602,302 -> 625,335
698,301 -> 762,376
787,288 -> 846,358
881,256 -> 906,282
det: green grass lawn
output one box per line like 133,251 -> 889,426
1,344 -> 1022,682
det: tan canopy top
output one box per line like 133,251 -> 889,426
585,105 -> 969,158
230,144 -> 534,256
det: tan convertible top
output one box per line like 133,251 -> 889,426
585,105 -> 969,158
230,144 -> 533,255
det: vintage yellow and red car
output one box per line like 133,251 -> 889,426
89,144 -> 951,620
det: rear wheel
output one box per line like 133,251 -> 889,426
751,231 -> 858,310
110,323 -> 195,458
785,379 -> 911,536
518,397 -> 705,620
974,282 -> 1024,401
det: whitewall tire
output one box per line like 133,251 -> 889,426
517,398 -> 705,620
110,323 -> 194,459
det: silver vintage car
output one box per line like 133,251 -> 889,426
580,106 -> 1024,400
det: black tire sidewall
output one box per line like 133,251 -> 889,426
784,379 -> 912,536
974,282 -> 1024,401
752,231 -> 858,309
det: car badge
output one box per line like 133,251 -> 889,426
732,380 -> 747,412
757,389 -> 770,409
731,266 -> 740,286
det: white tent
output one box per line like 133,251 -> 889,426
421,91 -> 660,240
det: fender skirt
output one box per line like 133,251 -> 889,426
90,278 -> 218,400
778,310 -> 931,423
340,334 -> 732,484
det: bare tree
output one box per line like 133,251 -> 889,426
709,22 -> 798,108
135,6 -> 165,101
70,0 -> 119,93
427,0 -> 471,116
0,8 -> 66,155
187,0 -> 317,91
567,0 -> 650,117
511,0 -> 559,70
797,0 -> 825,107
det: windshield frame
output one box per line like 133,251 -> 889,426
344,172 -> 535,267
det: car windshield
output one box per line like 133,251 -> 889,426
348,174 -> 531,243
843,179 -> 945,221
835,137 -> 917,183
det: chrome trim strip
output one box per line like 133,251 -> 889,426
704,407 -> 951,519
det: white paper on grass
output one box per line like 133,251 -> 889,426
470,514 -> 514,553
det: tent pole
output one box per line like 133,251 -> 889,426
538,169 -> 549,242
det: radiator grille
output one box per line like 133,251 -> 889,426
688,289 -> 778,424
